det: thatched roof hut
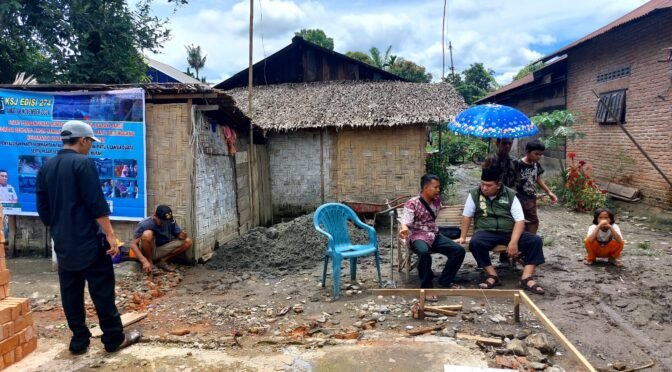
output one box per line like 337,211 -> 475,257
226,80 -> 466,218
228,80 -> 466,132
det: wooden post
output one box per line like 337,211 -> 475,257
8,215 -> 16,258
513,293 -> 520,323
418,289 -> 426,320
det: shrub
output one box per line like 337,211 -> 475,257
561,152 -> 608,211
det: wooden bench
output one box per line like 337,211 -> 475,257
397,205 -> 507,283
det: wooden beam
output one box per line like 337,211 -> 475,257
146,93 -> 218,100
194,105 -> 219,111
370,288 -> 520,299
519,291 -> 596,372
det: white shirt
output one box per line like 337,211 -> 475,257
463,193 -> 525,222
0,185 -> 18,203
587,223 -> 622,243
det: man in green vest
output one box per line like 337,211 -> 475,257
456,167 -> 545,295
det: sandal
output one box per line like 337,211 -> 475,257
608,258 -> 624,267
155,261 -> 176,272
583,260 -> 595,265
107,329 -> 143,352
520,277 -> 545,295
479,275 -> 501,289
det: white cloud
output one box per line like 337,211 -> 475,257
146,0 -> 649,85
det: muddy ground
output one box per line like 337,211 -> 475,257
7,165 -> 672,371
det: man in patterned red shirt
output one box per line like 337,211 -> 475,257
399,174 -> 465,289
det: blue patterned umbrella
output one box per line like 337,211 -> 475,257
447,104 -> 538,138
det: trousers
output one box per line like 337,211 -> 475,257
58,249 -> 124,352
411,234 -> 465,288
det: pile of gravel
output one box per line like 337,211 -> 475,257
205,213 -> 373,273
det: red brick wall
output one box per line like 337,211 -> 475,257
566,10 -> 672,208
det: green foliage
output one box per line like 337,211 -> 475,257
185,44 -> 206,79
426,152 -> 455,199
388,59 -> 432,83
345,51 -> 374,65
638,241 -> 651,250
369,46 -> 396,69
295,29 -> 334,50
0,0 -> 180,84
531,110 -> 585,149
513,61 -> 545,81
428,128 -> 489,164
444,63 -> 499,105
559,155 -> 608,212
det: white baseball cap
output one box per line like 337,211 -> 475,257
60,120 -> 100,142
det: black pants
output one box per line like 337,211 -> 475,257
469,230 -> 545,268
411,234 -> 466,288
58,250 -> 124,352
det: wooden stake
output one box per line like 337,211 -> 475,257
519,291 -> 595,372
418,289 -> 425,320
91,312 -> 147,338
513,293 -> 520,323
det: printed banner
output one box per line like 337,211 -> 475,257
0,88 -> 146,220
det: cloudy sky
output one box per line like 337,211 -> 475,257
143,0 -> 648,85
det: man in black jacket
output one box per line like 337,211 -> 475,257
37,120 -> 141,354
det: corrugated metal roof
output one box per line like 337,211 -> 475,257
145,57 -> 205,85
476,55 -> 567,103
541,0 -> 672,62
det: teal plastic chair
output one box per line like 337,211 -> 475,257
313,203 -> 382,299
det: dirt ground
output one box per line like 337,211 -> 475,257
6,165 -> 672,372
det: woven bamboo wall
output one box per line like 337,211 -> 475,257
267,129 -> 333,217
193,111 -> 239,260
331,126 -> 425,202
143,103 -> 195,259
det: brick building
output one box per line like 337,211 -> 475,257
480,0 -> 672,208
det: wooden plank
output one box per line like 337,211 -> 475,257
425,306 -> 458,317
455,332 -> 503,346
91,312 -> 147,338
370,288 -> 520,299
407,325 -> 444,336
513,293 -> 520,323
418,289 -> 426,319
519,291 -> 595,372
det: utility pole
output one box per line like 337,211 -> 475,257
247,0 -> 255,226
442,0 -> 447,80
449,41 -> 455,81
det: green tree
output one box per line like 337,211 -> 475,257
444,63 -> 499,105
513,61 -> 545,81
388,58 -> 432,83
0,0 -> 183,84
345,51 -> 374,65
369,46 -> 396,69
185,44 -> 206,79
295,29 -> 334,50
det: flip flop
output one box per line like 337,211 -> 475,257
583,260 -> 595,265
108,329 -> 143,352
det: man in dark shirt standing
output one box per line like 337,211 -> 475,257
36,120 -> 141,354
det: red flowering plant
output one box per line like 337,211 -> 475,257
561,153 -> 608,211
